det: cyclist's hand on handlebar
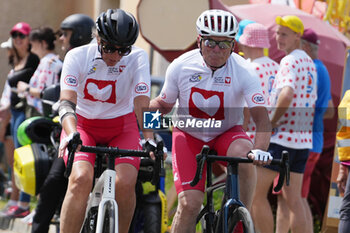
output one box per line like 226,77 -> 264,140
247,149 -> 272,166
143,139 -> 167,160
58,132 -> 81,158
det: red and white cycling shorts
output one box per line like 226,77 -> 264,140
172,126 -> 251,194
62,112 -> 141,169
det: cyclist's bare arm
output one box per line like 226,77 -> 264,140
249,106 -> 272,165
270,86 -> 294,128
250,106 -> 271,151
58,89 -> 79,157
149,96 -> 176,115
134,95 -> 154,140
60,89 -> 78,135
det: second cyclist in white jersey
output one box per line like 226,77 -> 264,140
150,9 -> 273,233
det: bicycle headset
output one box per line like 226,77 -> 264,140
95,8 -> 139,46
60,13 -> 95,48
196,9 -> 238,39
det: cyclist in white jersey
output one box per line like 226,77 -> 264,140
57,9 -> 154,233
150,9 -> 272,233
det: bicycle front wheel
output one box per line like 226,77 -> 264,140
102,202 -> 116,233
227,206 -> 254,233
143,203 -> 161,233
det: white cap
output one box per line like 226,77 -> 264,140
1,38 -> 12,49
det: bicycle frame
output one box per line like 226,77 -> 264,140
84,168 -> 119,233
191,145 -> 290,233
65,133 -> 165,233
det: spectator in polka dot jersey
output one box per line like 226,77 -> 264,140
236,22 -> 280,143
17,26 -> 62,117
251,15 -> 317,233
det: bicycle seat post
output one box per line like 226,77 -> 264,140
226,162 -> 239,200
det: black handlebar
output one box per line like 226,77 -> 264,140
64,132 -> 165,180
190,146 -> 290,193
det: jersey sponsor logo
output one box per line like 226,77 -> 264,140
87,66 -> 96,75
189,74 -> 202,82
214,76 -> 224,84
64,75 -> 78,87
188,87 -> 224,120
252,93 -> 265,104
306,71 -> 314,94
108,67 -> 120,74
83,79 -> 117,103
135,82 -> 149,94
214,76 -> 231,86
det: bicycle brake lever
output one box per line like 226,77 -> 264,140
151,141 -> 164,185
190,145 -> 210,187
272,150 -> 289,192
64,132 -> 82,178
282,151 -> 290,186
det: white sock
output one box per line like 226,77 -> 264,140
7,200 -> 17,206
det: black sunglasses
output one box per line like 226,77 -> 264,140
202,38 -> 234,49
101,43 -> 131,56
11,32 -> 26,39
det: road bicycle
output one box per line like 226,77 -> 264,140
190,145 -> 290,233
65,133 -> 165,233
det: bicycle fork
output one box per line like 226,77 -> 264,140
222,163 -> 245,233
95,169 -> 119,233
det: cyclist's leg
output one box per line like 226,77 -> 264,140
170,128 -> 206,233
32,157 -> 67,233
60,128 -> 95,233
111,113 -> 141,233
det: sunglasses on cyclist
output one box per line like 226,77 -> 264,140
202,38 -> 234,49
101,43 -> 132,56
11,32 -> 26,39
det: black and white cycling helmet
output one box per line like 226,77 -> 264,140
60,14 -> 95,48
196,9 -> 238,39
96,8 -> 139,47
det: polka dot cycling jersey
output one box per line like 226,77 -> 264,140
246,56 -> 280,142
27,53 -> 62,114
269,49 -> 317,149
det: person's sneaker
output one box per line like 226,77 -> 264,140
2,206 -> 30,218
20,210 -> 35,224
0,203 -> 16,217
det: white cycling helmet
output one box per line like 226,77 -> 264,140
196,9 -> 238,39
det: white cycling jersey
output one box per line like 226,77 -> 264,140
160,49 -> 266,142
60,43 -> 151,119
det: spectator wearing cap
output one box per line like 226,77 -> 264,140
0,22 -> 40,219
274,27 -> 334,233
252,15 -> 318,233
237,22 -> 280,143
